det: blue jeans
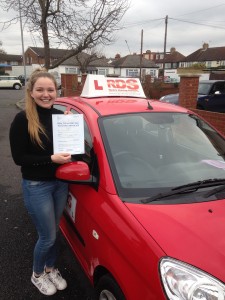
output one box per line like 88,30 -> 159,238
22,179 -> 68,274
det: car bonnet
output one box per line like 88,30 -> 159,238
125,199 -> 225,282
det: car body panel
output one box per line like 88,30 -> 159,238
126,200 -> 225,281
0,75 -> 22,89
54,75 -> 225,299
60,187 -> 166,299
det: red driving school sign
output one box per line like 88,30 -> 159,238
81,75 -> 146,98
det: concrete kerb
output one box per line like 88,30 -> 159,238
16,98 -> 25,110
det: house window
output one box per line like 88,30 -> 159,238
149,69 -> 156,77
65,67 -> 78,74
126,69 -> 139,77
206,61 -> 212,68
26,56 -> 32,64
10,61 -> 19,66
172,62 -> 178,68
98,68 -> 108,76
165,63 -> 171,69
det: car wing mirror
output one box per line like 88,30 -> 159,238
56,161 -> 91,183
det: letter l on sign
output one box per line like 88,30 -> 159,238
94,80 -> 103,90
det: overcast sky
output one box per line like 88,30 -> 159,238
0,0 -> 225,58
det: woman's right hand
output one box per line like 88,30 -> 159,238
51,153 -> 71,164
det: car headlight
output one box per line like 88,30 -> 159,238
160,257 -> 225,300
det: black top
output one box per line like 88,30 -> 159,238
9,105 -> 63,180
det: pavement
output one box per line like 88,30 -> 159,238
16,98 -> 25,110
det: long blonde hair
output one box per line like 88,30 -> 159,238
25,68 -> 57,148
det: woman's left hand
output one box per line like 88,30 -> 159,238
64,110 -> 73,115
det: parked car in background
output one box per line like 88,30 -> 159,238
159,93 -> 179,104
55,75 -> 225,300
18,75 -> 29,86
0,76 -> 22,90
160,80 -> 225,112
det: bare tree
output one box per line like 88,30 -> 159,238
73,50 -> 104,74
0,0 -> 129,70
0,41 -> 7,54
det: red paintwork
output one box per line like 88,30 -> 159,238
57,161 -> 90,181
55,95 -> 225,300
126,200 -> 225,282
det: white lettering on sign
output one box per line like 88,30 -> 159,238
81,74 -> 146,98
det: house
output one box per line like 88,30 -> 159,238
0,53 -> 23,66
25,46 -> 68,66
142,48 -> 185,82
58,54 -> 114,76
184,43 -> 225,69
23,47 -> 159,79
154,47 -> 186,70
143,48 -> 185,69
111,54 -> 159,78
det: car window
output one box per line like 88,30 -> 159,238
198,83 -> 212,95
213,82 -> 225,94
53,104 -> 67,112
100,112 -> 225,200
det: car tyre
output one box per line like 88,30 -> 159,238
13,83 -> 22,90
96,274 -> 125,300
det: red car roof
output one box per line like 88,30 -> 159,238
57,96 -> 188,116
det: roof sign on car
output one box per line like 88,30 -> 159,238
81,74 -> 146,98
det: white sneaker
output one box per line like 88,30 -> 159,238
47,268 -> 67,290
31,272 -> 57,296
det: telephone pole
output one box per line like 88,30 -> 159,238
139,29 -> 143,81
162,15 -> 168,80
18,0 -> 27,82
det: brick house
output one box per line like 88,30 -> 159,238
143,48 -> 185,70
24,46 -> 68,66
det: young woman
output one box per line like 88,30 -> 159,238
9,68 -> 71,296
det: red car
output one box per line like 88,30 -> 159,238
55,75 -> 225,300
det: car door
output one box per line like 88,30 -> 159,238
199,82 -> 225,112
53,103 -> 101,271
0,76 -> 8,88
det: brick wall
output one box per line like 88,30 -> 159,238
179,75 -> 225,136
61,74 -> 86,97
143,75 -> 179,99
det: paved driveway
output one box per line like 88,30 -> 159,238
0,88 -> 96,299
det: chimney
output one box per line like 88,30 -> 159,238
170,47 -> 176,53
115,53 -> 121,59
202,43 -> 209,50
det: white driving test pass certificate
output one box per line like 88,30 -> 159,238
52,114 -> 85,154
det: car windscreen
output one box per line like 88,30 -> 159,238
100,112 -> 225,203
198,82 -> 212,95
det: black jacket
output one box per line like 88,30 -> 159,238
9,106 -> 63,180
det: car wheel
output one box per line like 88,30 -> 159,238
96,274 -> 125,300
13,83 -> 21,90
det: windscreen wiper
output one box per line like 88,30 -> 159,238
204,184 -> 225,198
141,178 -> 225,204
